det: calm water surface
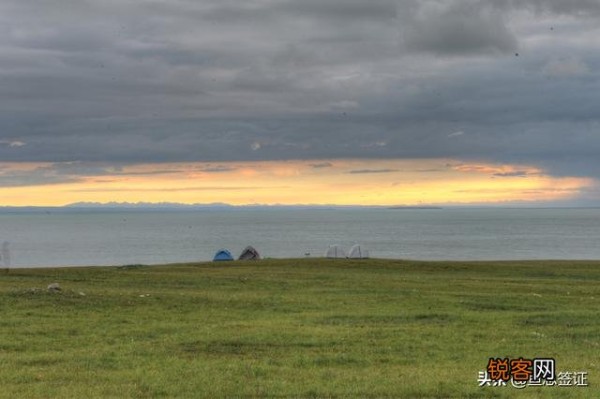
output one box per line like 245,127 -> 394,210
1,208 -> 599,267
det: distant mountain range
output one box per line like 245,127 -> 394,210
65,201 -> 234,209
0,202 -> 444,212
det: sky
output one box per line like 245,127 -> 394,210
1,0 -> 599,206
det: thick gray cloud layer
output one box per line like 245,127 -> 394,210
0,0 -> 599,183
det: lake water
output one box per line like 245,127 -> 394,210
1,208 -> 600,268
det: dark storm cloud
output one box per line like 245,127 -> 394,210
0,165 -> 83,187
277,0 -> 398,20
0,162 -> 183,188
402,2 -> 518,55
0,0 -> 599,196
518,0 -> 600,16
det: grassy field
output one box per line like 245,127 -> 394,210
0,258 -> 599,398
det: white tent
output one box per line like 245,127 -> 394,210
325,245 -> 346,258
348,244 -> 369,259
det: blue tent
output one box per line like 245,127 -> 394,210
213,249 -> 234,261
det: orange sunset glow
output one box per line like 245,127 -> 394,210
0,159 -> 593,207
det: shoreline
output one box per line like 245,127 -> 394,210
5,257 -> 600,271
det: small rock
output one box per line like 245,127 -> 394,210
47,283 -> 62,292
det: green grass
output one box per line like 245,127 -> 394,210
1,258 -> 599,398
